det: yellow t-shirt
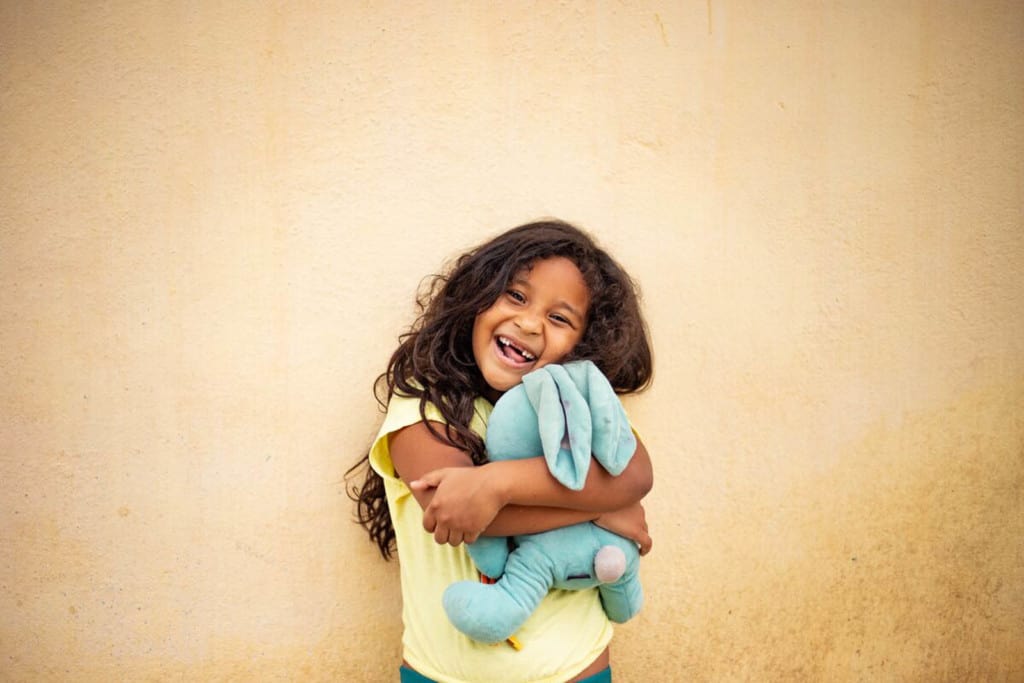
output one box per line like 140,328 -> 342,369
369,393 -> 614,683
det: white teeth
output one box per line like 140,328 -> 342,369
498,336 -> 535,360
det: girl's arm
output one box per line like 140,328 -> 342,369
496,501 -> 653,555
416,441 -> 653,511
390,421 -> 594,545
390,420 -> 653,547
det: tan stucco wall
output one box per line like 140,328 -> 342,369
2,2 -> 1022,681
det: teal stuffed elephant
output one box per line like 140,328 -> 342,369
441,360 -> 644,644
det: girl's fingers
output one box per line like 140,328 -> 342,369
638,533 -> 653,556
409,468 -> 447,491
433,526 -> 474,547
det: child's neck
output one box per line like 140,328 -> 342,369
480,382 -> 504,405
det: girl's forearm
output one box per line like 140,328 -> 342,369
482,505 -> 597,537
485,439 -> 653,512
405,429 -> 652,543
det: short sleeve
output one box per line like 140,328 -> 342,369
368,394 -> 444,480
367,393 -> 492,480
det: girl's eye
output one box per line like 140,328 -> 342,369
550,314 -> 571,326
507,290 -> 526,303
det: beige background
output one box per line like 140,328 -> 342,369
2,2 -> 1022,681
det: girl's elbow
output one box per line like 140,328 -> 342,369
631,463 -> 653,499
615,458 -> 652,503
627,442 -> 653,499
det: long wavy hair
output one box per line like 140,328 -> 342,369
346,220 -> 653,559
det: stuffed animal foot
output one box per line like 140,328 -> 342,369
596,557 -> 643,624
442,580 -> 533,644
594,545 -> 627,583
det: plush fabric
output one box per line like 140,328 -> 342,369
442,361 -> 644,644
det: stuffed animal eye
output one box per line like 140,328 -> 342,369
567,573 -> 592,580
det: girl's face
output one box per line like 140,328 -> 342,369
472,256 -> 590,400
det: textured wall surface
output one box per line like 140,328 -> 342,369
2,2 -> 1022,681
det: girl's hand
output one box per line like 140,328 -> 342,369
594,502 -> 653,556
410,466 -> 507,547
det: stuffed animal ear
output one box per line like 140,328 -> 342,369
522,366 -> 592,490
562,361 -> 637,476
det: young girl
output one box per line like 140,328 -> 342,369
348,220 -> 654,683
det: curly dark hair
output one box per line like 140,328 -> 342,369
345,220 -> 653,559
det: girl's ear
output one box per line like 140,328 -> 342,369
522,366 -> 592,491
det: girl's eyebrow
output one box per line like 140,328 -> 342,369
557,301 -> 585,320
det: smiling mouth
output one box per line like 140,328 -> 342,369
496,335 -> 536,364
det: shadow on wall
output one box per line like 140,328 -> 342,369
615,377 -> 1024,681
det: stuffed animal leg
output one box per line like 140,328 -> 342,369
595,547 -> 643,623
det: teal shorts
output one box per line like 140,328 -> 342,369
399,665 -> 612,682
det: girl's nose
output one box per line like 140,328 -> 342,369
515,312 -> 542,335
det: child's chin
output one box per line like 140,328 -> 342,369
483,375 -> 522,397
